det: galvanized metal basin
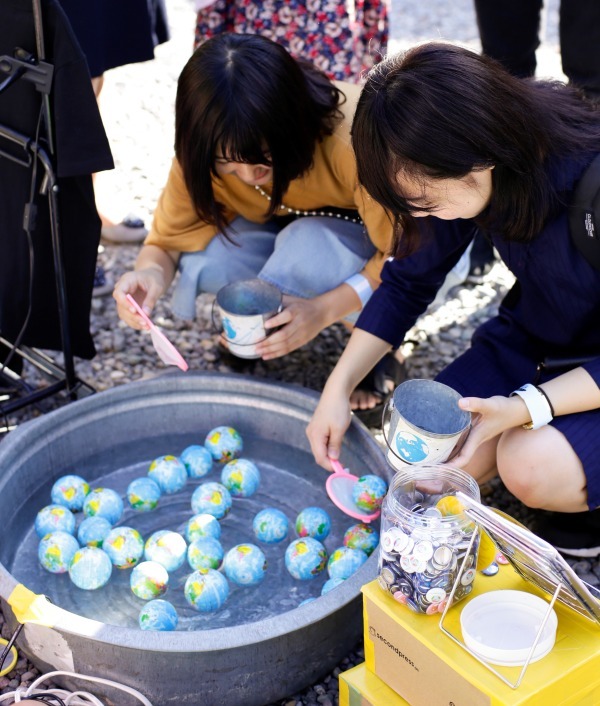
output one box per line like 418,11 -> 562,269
0,372 -> 390,705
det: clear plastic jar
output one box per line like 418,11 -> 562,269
378,464 -> 480,615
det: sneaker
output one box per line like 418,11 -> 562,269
530,509 -> 600,559
92,265 -> 114,297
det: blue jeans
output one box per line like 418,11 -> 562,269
171,216 -> 375,321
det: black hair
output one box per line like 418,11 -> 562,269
175,33 -> 344,236
351,42 -> 600,257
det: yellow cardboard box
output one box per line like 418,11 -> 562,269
363,567 -> 600,706
339,662 -> 410,706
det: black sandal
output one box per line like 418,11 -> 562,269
352,353 -> 407,428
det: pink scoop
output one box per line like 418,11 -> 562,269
126,294 -> 189,372
325,458 -> 381,523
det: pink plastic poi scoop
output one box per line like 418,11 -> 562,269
326,458 -> 381,523
126,294 -> 189,372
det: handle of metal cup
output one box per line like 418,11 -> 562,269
210,298 -> 283,348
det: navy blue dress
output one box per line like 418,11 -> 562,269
58,0 -> 169,78
356,153 -> 600,509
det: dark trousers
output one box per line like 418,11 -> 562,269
474,0 -> 600,98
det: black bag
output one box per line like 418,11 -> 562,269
569,153 -> 600,271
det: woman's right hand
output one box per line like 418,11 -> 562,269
113,267 -> 166,329
306,384 -> 353,471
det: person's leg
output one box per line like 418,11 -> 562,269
473,0 -> 543,77
559,0 -> 600,100
170,217 -> 279,320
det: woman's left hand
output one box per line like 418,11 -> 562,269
254,295 -> 327,359
451,394 -> 530,467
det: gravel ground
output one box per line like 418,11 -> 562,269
2,1 -> 595,704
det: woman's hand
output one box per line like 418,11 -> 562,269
451,394 -> 530,467
255,295 -> 328,359
306,385 -> 353,471
113,267 -> 166,329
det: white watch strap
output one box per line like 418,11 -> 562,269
344,273 -> 373,309
510,383 -> 554,430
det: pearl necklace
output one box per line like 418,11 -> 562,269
254,184 -> 363,225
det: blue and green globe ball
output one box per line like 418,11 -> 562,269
38,531 -> 79,574
138,599 -> 178,631
103,526 -> 145,569
126,477 -> 161,512
69,546 -> 113,589
253,508 -> 289,544
83,488 -> 123,525
144,530 -> 187,572
180,444 -> 213,478
204,426 -> 243,463
343,522 -> 380,556
35,504 -> 76,538
130,560 -> 169,600
50,474 -> 90,511
321,577 -> 345,595
223,544 -> 267,586
77,516 -> 113,548
220,458 -> 261,498
191,482 -> 232,520
285,538 -> 328,580
185,513 -> 221,543
295,507 -> 331,543
187,537 -> 224,571
351,475 -> 388,513
327,546 -> 368,580
148,455 -> 187,495
184,569 -> 229,612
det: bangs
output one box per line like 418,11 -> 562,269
218,131 -> 272,167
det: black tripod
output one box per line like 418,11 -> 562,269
0,0 -> 96,431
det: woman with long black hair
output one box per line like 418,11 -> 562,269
307,42 -> 600,556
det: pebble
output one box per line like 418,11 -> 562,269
1,2 -> 582,705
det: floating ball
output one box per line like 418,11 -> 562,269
187,537 -> 224,571
253,508 -> 289,544
298,597 -> 317,607
50,475 -> 90,511
184,569 -> 229,612
321,577 -> 345,595
144,530 -> 187,572
69,547 -> 113,589
204,426 -> 243,463
185,513 -> 221,543
327,546 -> 368,580
127,477 -> 161,512
35,504 -> 76,538
223,544 -> 267,586
191,482 -> 232,520
148,455 -> 187,495
285,538 -> 328,580
343,523 -> 380,556
352,475 -> 388,513
103,526 -> 145,569
83,488 -> 123,525
221,458 -> 261,497
180,445 -> 213,478
38,531 -> 79,574
295,507 -> 331,542
77,516 -> 112,547
130,561 -> 169,600
139,599 -> 178,631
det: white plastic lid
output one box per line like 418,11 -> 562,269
460,589 -> 558,667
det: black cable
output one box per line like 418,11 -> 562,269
22,695 -> 67,706
0,103 -> 43,379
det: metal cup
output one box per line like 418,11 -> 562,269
383,379 -> 471,470
214,279 -> 282,359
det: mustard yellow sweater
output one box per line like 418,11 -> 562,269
145,81 -> 393,283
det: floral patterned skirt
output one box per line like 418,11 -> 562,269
194,0 -> 388,82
